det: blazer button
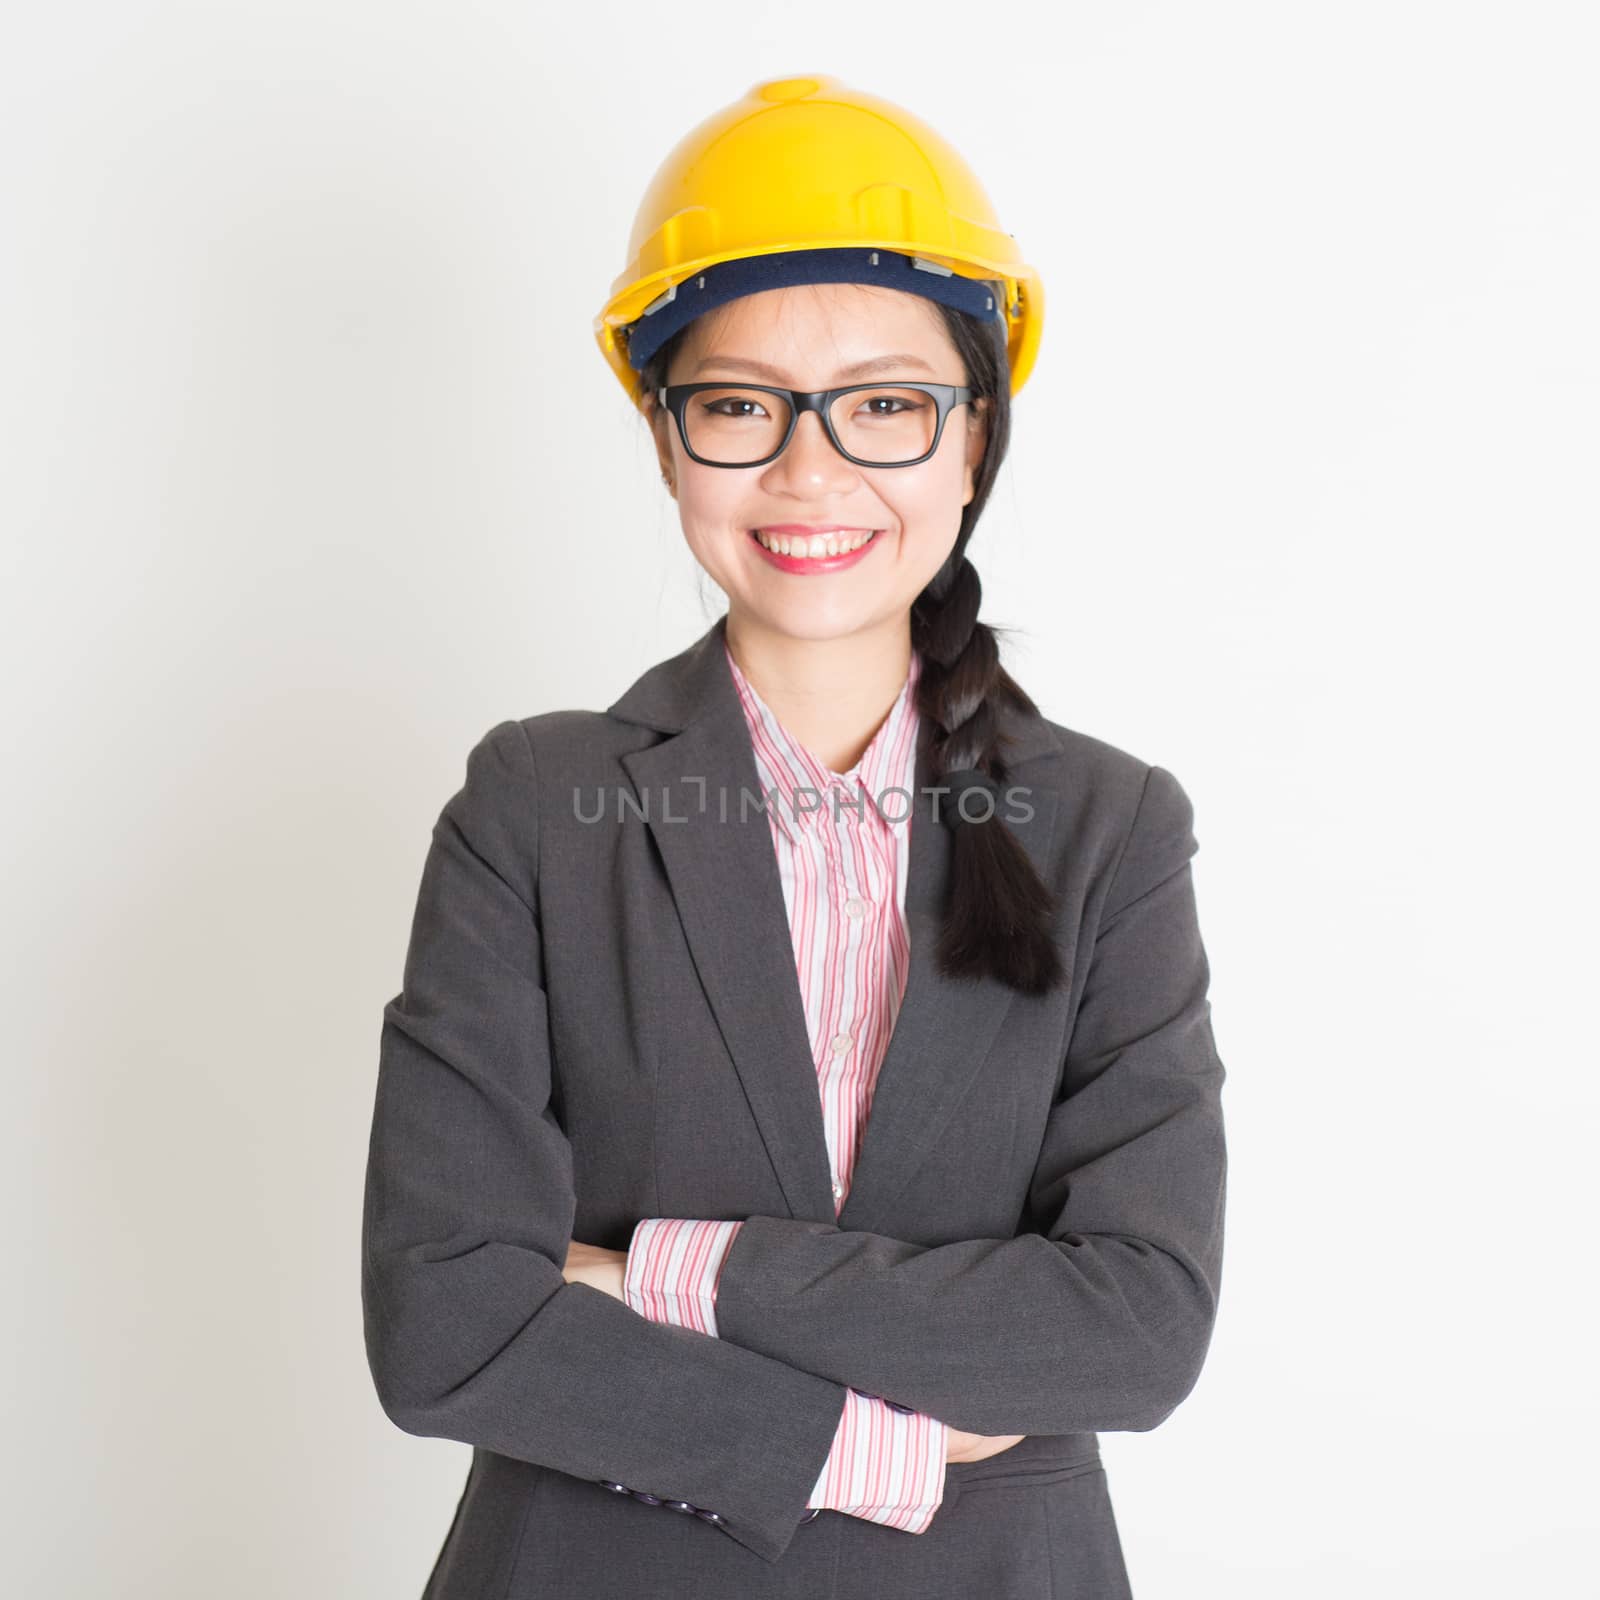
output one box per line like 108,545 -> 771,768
663,1500 -> 697,1514
598,1480 -> 630,1493
694,1508 -> 723,1524
884,1400 -> 916,1415
629,1490 -> 663,1506
799,1507 -> 823,1524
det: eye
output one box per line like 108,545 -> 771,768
701,396 -> 770,419
851,390 -> 928,419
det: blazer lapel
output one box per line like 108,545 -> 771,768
610,616 -> 1062,1231
836,729 -> 1059,1230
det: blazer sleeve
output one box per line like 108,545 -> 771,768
623,1218 -> 950,1532
705,763 -> 1229,1437
360,719 -> 848,1567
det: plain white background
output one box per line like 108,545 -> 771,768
3,3 -> 1595,1595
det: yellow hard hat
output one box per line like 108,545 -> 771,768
594,74 -> 1044,412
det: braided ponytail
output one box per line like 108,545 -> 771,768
637,284 -> 1067,998
901,289 -> 1066,995
912,553 -> 1065,996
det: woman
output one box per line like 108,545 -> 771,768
362,75 -> 1227,1599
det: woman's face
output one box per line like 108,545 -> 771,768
648,283 -> 989,645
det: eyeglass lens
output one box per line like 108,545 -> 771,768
682,388 -> 941,466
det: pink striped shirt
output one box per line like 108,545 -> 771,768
623,639 -> 949,1533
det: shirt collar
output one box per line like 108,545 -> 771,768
724,641 -> 922,841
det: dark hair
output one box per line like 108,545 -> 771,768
634,289 -> 1066,998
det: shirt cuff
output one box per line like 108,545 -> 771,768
804,1387 -> 949,1533
623,1218 -> 743,1336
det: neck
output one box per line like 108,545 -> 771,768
724,612 -> 914,777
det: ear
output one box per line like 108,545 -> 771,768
643,391 -> 678,495
962,396 -> 990,506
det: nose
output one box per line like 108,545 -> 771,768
763,406 -> 857,488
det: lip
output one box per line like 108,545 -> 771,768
749,526 -> 882,574
757,524 -> 874,535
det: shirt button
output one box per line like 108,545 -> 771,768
830,1033 -> 852,1055
832,1179 -> 844,1200
843,896 -> 867,917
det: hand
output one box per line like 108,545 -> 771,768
561,1238 -> 628,1304
944,1427 -> 1028,1464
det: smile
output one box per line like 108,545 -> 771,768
748,528 -> 881,571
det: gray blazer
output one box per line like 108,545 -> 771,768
361,613 -> 1228,1599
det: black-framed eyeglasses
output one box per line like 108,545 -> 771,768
657,382 -> 977,469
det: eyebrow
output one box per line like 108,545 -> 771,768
689,353 -> 938,383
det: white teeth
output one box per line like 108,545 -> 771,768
753,528 -> 878,558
